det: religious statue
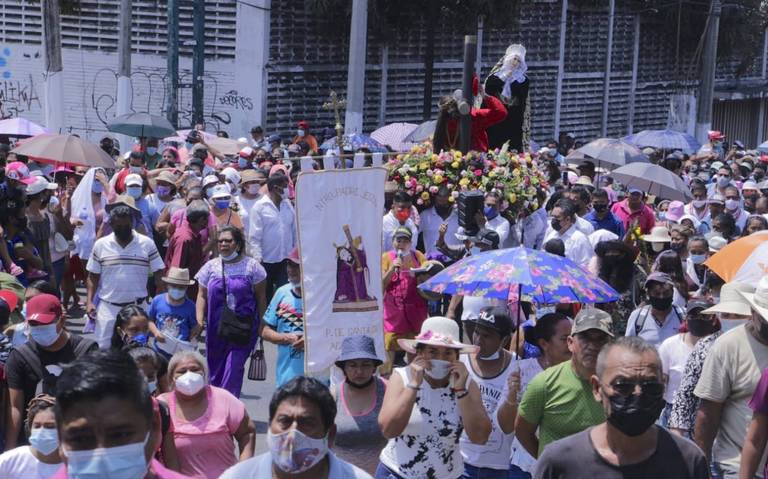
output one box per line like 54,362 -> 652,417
484,44 -> 531,152
332,224 -> 378,313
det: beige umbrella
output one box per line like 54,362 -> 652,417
12,133 -> 115,168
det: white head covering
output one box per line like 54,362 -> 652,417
588,229 -> 619,250
70,168 -> 107,259
496,44 -> 528,98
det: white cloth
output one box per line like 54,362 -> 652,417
235,194 -> 261,235
220,451 -> 371,479
542,225 -> 594,268
573,215 -> 595,236
485,215 -> 511,246
248,195 -> 297,263
0,446 -> 60,479
625,305 -> 685,348
419,207 -> 459,256
508,358 -> 544,473
95,300 -> 121,349
70,168 -> 106,259
658,334 -> 695,403
381,212 -> 418,253
459,356 -> 516,470
86,232 -> 165,303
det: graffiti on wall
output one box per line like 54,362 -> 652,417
0,47 -> 43,119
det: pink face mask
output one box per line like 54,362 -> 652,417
395,209 -> 410,222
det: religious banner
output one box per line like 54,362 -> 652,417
295,167 -> 387,373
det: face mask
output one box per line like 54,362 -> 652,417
592,203 -> 607,213
125,333 -> 149,347
63,432 -> 150,479
268,428 -> 328,474
651,242 -> 667,253
129,166 -> 143,175
30,323 -> 61,347
470,246 -> 482,256
221,250 -> 239,261
147,380 -> 157,395
47,195 -> 59,213
426,359 -> 452,379
113,225 -> 133,242
156,185 -> 172,197
690,253 -> 707,264
692,199 -> 706,209
214,199 -> 230,210
146,147 -> 157,156
168,287 -> 187,301
550,218 -> 562,232
185,142 -> 194,151
247,184 -> 261,195
717,176 -> 730,188
280,187 -> 289,198
297,129 -> 306,137
648,296 -> 673,311
175,371 -> 205,396
657,212 -> 666,221
92,181 -> 104,194
483,206 -> 499,220
395,209 -> 410,222
687,318 -> 715,337
669,242 -> 686,252
29,427 -> 59,455
604,389 -> 665,436
126,186 -> 142,199
238,157 -> 249,169
725,199 -> 740,211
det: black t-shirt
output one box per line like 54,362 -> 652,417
6,334 -> 98,403
534,426 -> 709,479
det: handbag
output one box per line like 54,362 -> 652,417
247,338 -> 267,381
216,260 -> 253,346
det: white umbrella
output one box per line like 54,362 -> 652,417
371,122 -> 418,151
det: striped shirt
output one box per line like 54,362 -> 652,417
87,232 -> 166,303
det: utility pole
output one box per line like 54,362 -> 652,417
695,0 -> 721,143
192,0 -> 205,126
627,14 -> 641,135
421,0 -> 438,120
41,0 -> 64,133
459,35 -> 477,153
116,0 -> 132,148
553,0 -> 568,140
166,0 -> 179,126
344,0 -> 367,134
601,0 -> 615,137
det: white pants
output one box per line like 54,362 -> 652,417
95,301 -> 123,349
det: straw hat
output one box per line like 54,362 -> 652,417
702,282 -> 754,317
162,267 -> 196,287
398,317 -> 479,354
642,226 -> 671,243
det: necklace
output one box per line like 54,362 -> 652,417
446,125 -> 459,149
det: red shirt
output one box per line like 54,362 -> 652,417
165,222 -> 206,299
611,199 -> 656,235
446,95 -> 507,152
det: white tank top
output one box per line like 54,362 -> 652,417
379,366 -> 466,479
459,354 -> 516,469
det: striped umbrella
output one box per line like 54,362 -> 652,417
704,231 -> 768,284
370,122 -> 418,152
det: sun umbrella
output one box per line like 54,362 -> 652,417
106,112 -> 176,138
609,162 -> 692,201
758,140 -> 768,154
403,119 -> 437,143
704,231 -> 768,284
566,138 -> 648,170
319,133 -> 388,153
418,246 -> 619,304
370,122 -> 418,152
11,134 -> 115,168
0,118 -> 49,138
625,129 -> 701,154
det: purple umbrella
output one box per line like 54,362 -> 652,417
0,117 -> 49,138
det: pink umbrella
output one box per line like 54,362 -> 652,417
0,117 -> 49,138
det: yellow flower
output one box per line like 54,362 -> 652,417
459,178 -> 470,187
451,161 -> 460,169
419,162 -> 429,171
507,193 -> 517,203
512,169 -> 520,177
453,151 -> 462,160
432,154 -> 439,162
433,175 -> 444,184
448,196 -> 455,203
404,175 -> 411,182
488,171 -> 496,178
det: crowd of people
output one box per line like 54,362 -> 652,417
0,122 -> 765,479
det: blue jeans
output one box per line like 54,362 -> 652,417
462,463 -> 511,479
508,464 -> 533,479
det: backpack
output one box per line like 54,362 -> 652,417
634,304 -> 684,337
16,337 -> 95,395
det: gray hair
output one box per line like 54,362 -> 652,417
595,336 -> 661,379
167,350 -> 209,381
185,199 -> 210,223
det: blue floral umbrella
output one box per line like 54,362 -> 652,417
418,247 -> 619,304
319,133 -> 388,153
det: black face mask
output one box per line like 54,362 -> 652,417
605,389 -> 665,436
669,242 -> 686,252
14,217 -> 27,230
648,296 -> 673,311
113,225 -> 133,242
592,203 -> 607,213
435,204 -> 452,217
687,318 -> 714,337
550,218 -> 562,232
751,318 -> 768,344
345,375 -> 375,389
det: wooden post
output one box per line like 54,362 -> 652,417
459,35 -> 477,153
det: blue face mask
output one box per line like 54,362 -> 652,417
146,147 -> 157,156
214,199 -> 230,210
29,427 -> 59,455
484,205 -> 499,220
30,324 -> 61,347
690,253 -> 707,265
92,181 -> 104,194
126,333 -> 149,347
238,157 -> 249,169
126,186 -> 142,199
63,432 -> 150,479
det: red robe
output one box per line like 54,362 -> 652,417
446,94 -> 507,152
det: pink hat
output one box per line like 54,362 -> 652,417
286,247 -> 300,265
6,161 -> 35,185
665,201 -> 685,222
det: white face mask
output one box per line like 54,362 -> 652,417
425,359 -> 453,379
174,371 -> 205,396
220,250 -> 239,262
29,323 -> 61,347
268,428 -> 328,474
297,129 -> 305,138
247,184 -> 261,196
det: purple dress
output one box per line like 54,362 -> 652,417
196,256 -> 266,397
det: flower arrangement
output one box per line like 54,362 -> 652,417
385,144 -> 548,216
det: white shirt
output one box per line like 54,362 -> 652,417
419,207 -> 459,255
235,194 -> 261,235
508,358 -> 545,472
486,215 -> 511,246
511,208 -> 547,249
248,195 -> 297,263
625,305 -> 685,348
86,232 -> 165,303
0,446 -> 60,479
382,211 -> 418,253
542,224 -> 594,268
220,451 -> 371,479
574,215 -> 595,236
658,334 -> 695,403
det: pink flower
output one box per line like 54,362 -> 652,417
429,186 -> 439,194
416,185 -> 424,193
474,169 -> 483,177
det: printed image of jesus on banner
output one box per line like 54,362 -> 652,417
295,167 -> 387,373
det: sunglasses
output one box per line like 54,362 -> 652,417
607,380 -> 664,398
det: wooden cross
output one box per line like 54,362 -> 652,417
323,90 -> 347,168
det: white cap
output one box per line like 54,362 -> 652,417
202,175 -> 219,188
125,173 -> 143,187
26,176 -> 58,196
210,184 -> 231,199
221,167 -> 241,186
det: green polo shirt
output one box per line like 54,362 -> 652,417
518,360 -> 605,456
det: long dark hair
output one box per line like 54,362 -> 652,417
110,304 -> 149,350
596,240 -> 636,293
432,96 -> 460,153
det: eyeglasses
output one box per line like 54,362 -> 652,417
607,380 -> 664,398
